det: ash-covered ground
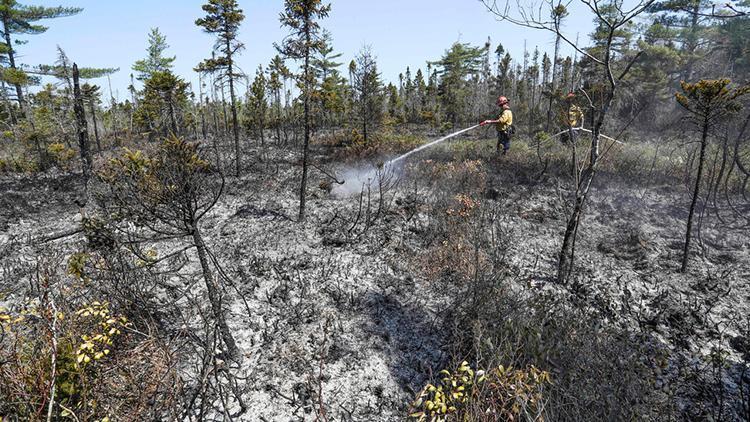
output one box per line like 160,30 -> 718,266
1,137 -> 749,420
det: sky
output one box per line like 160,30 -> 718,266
18,0 -> 596,102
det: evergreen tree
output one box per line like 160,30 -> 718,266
311,30 -> 342,82
132,28 -> 176,81
425,63 -> 440,124
0,0 -> 81,106
648,0 -> 716,80
195,0 -> 245,176
546,2 -> 568,131
403,67 -> 415,121
267,55 -> 289,144
413,68 -> 427,121
134,70 -> 189,137
718,14 -> 750,77
626,21 -> 682,121
245,65 -> 268,146
675,79 -> 750,271
528,47 -> 541,117
387,82 -> 402,122
429,42 -> 486,127
352,46 -> 383,144
276,0 -> 331,221
311,31 -> 345,127
497,51 -> 512,97
81,83 -> 102,151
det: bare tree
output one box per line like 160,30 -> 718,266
482,0 -> 654,283
73,63 -> 92,184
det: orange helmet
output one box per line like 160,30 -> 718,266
497,96 -> 509,106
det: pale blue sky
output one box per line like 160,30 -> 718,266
19,0 -> 596,101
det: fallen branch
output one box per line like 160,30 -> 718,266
36,227 -> 83,244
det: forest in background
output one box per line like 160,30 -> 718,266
1,0 -> 750,420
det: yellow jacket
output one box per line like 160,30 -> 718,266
567,105 -> 584,128
497,109 -> 513,131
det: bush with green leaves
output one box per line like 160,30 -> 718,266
409,361 -> 551,421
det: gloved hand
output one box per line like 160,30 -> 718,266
480,120 -> 492,127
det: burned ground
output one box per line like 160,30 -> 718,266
1,135 -> 749,421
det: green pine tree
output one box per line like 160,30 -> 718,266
0,0 -> 81,106
133,28 -> 176,81
276,0 -> 331,221
196,0 -> 245,176
245,65 -> 268,147
429,42 -> 486,127
352,46 -> 384,145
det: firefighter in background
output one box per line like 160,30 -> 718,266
480,95 -> 514,155
561,92 -> 584,144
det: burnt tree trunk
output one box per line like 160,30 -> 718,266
299,24 -> 312,222
681,118 -> 709,272
191,226 -> 241,361
546,21 -> 562,132
199,76 -> 208,141
557,73 -> 616,283
275,89 -> 282,145
226,39 -> 241,177
73,64 -> 92,183
107,75 -> 119,146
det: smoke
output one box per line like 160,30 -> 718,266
331,163 -> 400,198
331,125 -> 481,197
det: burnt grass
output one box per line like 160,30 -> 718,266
1,133 -> 749,421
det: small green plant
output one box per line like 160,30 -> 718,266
409,361 -> 551,421
74,301 -> 128,366
46,142 -> 76,168
67,252 -> 90,281
410,361 -> 479,420
0,155 -> 39,173
440,121 -> 453,133
0,299 -> 128,420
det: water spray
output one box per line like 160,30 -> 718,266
332,124 -> 481,197
385,124 -> 481,166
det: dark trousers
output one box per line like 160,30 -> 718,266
560,128 -> 579,144
497,130 -> 510,153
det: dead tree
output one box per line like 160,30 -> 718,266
73,63 -> 92,183
482,0 -> 654,283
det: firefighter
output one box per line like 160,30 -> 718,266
561,92 -> 584,144
480,95 -> 514,155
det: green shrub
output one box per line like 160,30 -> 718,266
0,155 -> 39,173
47,142 -> 76,169
409,361 -> 551,421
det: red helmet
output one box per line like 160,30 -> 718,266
497,96 -> 509,106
